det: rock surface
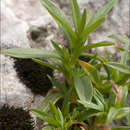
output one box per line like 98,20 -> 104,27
0,0 -> 129,129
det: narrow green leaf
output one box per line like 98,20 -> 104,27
120,51 -> 129,65
49,102 -> 64,129
86,14 -> 94,25
30,108 -> 61,126
32,58 -> 62,71
103,64 -> 112,80
81,17 -> 105,39
87,111 -> 106,119
62,88 -> 72,116
65,120 -> 73,129
115,107 -> 130,120
112,68 -> 119,82
57,108 -> 64,128
57,20 -> 72,44
109,34 -> 130,45
84,41 -> 116,50
107,92 -> 115,107
87,0 -> 117,27
41,0 -> 70,26
71,0 -> 81,30
116,46 -> 127,52
49,102 -> 59,118
30,108 -> 48,121
51,40 -> 64,57
40,0 -> 76,39
120,86 -> 128,107
78,100 -> 102,111
79,60 -> 100,85
81,53 -> 106,62
90,89 -> 105,111
44,117 -> 60,127
72,109 -> 79,120
42,126 -> 56,130
107,107 -> 119,124
107,107 -> 130,124
106,62 -> 130,74
47,75 -> 63,92
94,88 -> 105,105
74,75 -> 93,101
105,51 -> 120,81
88,53 -> 98,65
78,8 -> 87,33
40,93 -> 63,112
1,48 -> 59,59
112,126 -> 130,130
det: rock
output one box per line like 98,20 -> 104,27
0,55 -> 34,108
0,0 -> 129,129
1,2 -> 29,48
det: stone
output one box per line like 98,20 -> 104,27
0,0 -> 129,129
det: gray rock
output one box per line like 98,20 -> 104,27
0,0 -> 129,129
0,55 -> 34,108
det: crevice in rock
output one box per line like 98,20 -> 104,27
0,104 -> 34,130
13,58 -> 53,95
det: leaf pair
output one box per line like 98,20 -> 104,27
31,102 -> 66,129
81,0 -> 117,40
30,108 -> 60,127
0,48 -> 59,59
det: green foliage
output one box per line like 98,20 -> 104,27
87,0 -> 117,27
71,0 -> 81,31
74,75 -> 93,101
109,34 -> 129,45
105,62 -> 130,74
40,93 -> 63,112
0,48 -> 59,59
1,0 -> 129,129
84,41 -> 116,50
112,126 -> 130,130
30,102 -> 74,130
78,60 -> 100,85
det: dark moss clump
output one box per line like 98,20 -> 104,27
13,59 -> 53,95
0,105 -> 34,130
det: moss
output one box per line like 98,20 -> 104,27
13,58 -> 53,95
0,105 -> 34,130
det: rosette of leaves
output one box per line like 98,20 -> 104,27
13,58 -> 53,95
0,105 -> 34,130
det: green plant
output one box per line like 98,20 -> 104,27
0,104 -> 34,130
1,0 -> 130,130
